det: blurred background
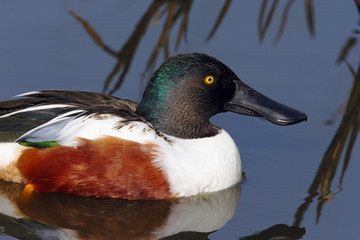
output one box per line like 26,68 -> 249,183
0,1 -> 359,239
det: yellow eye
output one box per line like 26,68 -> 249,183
205,76 -> 214,85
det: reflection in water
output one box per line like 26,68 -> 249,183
239,224 -> 305,240
0,180 -> 240,240
294,11 -> 360,225
205,0 -> 233,41
71,0 -> 193,95
258,0 -> 314,44
71,0 -> 237,95
71,0 -> 315,94
337,1 -> 360,64
294,62 -> 360,227
0,181 -> 307,239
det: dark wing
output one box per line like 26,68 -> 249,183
0,90 -> 143,141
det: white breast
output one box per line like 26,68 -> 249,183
154,130 -> 242,197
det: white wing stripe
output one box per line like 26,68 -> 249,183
0,104 -> 73,119
14,91 -> 42,97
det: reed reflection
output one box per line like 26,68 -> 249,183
71,0 -> 234,95
294,62 -> 360,227
71,0 -> 194,95
70,1 -> 315,94
258,0 -> 314,44
294,10 -> 360,226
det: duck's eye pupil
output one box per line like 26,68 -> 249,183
205,76 -> 214,85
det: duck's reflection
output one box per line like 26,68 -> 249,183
239,224 -> 305,240
0,180 -> 240,240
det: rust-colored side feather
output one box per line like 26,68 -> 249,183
17,136 -> 171,200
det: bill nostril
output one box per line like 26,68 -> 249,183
247,90 -> 255,96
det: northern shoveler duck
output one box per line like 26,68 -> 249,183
0,53 -> 307,200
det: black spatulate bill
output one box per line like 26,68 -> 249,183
224,80 -> 307,125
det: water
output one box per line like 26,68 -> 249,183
0,1 -> 359,239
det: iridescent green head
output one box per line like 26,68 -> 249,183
136,53 -> 307,139
136,53 -> 237,138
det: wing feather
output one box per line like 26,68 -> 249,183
0,90 -> 145,142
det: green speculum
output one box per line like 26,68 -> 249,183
19,141 -> 60,149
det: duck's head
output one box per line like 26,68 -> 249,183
136,53 -> 307,139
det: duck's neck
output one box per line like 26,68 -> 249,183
136,98 -> 220,139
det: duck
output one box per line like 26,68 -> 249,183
0,53 -> 307,200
